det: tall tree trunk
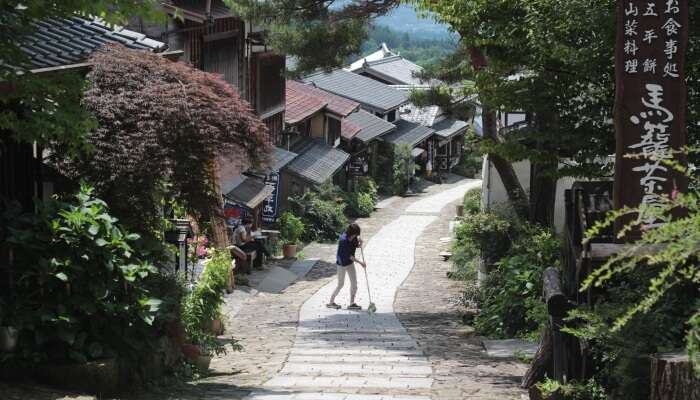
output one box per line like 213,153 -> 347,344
529,159 -> 557,228
469,46 -> 529,219
529,113 -> 559,228
209,161 -> 230,249
481,102 -> 529,220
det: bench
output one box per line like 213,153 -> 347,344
228,245 -> 257,274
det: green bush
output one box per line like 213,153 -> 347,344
536,378 -> 608,400
3,184 -> 162,364
180,249 -> 231,356
374,142 -> 413,195
290,189 -> 348,242
463,187 -> 482,215
279,212 -> 305,245
452,212 -> 514,262
355,177 -> 379,202
474,223 -> 560,339
345,191 -> 375,218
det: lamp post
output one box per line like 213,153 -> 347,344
164,219 -> 193,278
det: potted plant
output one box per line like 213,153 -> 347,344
279,212 -> 304,259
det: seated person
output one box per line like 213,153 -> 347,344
233,216 -> 270,268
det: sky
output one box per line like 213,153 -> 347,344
374,4 -> 450,39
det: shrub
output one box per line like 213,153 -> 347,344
452,211 -> 514,262
279,212 -> 304,245
474,223 -> 560,339
355,177 -> 379,202
345,191 -> 375,218
374,142 -> 413,195
3,184 -> 162,364
180,249 -> 231,356
463,187 -> 482,215
289,190 -> 348,242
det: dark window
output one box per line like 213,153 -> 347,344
387,110 -> 396,122
254,53 -> 285,115
327,117 -> 341,146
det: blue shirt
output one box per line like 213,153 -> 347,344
336,233 -> 358,266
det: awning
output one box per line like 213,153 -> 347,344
432,117 -> 469,140
270,147 -> 298,171
223,176 -> 274,209
411,148 -> 427,158
285,138 -> 350,185
382,119 -> 435,148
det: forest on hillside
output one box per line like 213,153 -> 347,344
357,25 -> 457,68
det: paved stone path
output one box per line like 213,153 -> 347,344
246,179 -> 498,400
2,176 -> 526,400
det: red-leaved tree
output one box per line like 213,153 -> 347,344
58,44 -> 272,247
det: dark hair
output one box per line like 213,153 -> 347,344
346,223 -> 361,237
242,216 -> 253,225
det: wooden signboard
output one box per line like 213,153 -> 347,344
614,0 -> 688,236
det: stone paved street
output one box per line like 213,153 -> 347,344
1,176 -> 526,400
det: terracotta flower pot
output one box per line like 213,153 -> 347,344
181,343 -> 201,363
282,243 -> 297,259
209,319 -> 224,336
194,355 -> 211,372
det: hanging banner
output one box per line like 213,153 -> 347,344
614,0 -> 688,234
223,199 -> 248,228
348,154 -> 368,177
261,172 -> 280,224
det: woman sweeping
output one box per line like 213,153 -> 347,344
327,223 -> 366,310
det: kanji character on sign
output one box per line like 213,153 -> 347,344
624,40 -> 639,56
661,18 -> 682,36
643,29 -> 658,44
664,39 -> 678,59
642,58 -> 657,74
644,2 -> 658,16
625,59 -> 639,74
663,62 -> 679,78
625,19 -> 638,36
625,2 -> 639,16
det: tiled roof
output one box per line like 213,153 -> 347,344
361,55 -> 426,86
347,43 -> 398,72
270,147 -> 298,171
302,69 -> 409,114
382,119 -> 435,147
21,16 -> 166,70
288,80 -> 359,117
285,138 -> 350,185
400,104 -> 443,127
224,175 -> 274,209
341,120 -> 361,140
163,0 -> 235,21
344,110 -> 397,143
285,81 -> 327,125
433,118 -> 469,139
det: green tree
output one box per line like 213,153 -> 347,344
0,0 -> 162,153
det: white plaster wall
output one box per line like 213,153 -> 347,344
481,156 -> 576,233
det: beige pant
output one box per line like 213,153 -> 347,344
330,263 -> 357,304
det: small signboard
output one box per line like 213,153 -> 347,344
436,156 -> 450,172
348,155 -> 368,177
262,172 -> 280,224
614,0 -> 688,233
223,200 -> 248,228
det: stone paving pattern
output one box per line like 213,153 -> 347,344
1,176 -> 527,400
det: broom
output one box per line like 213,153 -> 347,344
360,246 -> 377,314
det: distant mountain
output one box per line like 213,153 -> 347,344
374,5 -> 450,40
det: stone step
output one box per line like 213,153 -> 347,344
280,363 -> 432,376
263,375 -> 433,390
247,392 -> 430,400
286,355 -> 429,364
286,348 -> 425,356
